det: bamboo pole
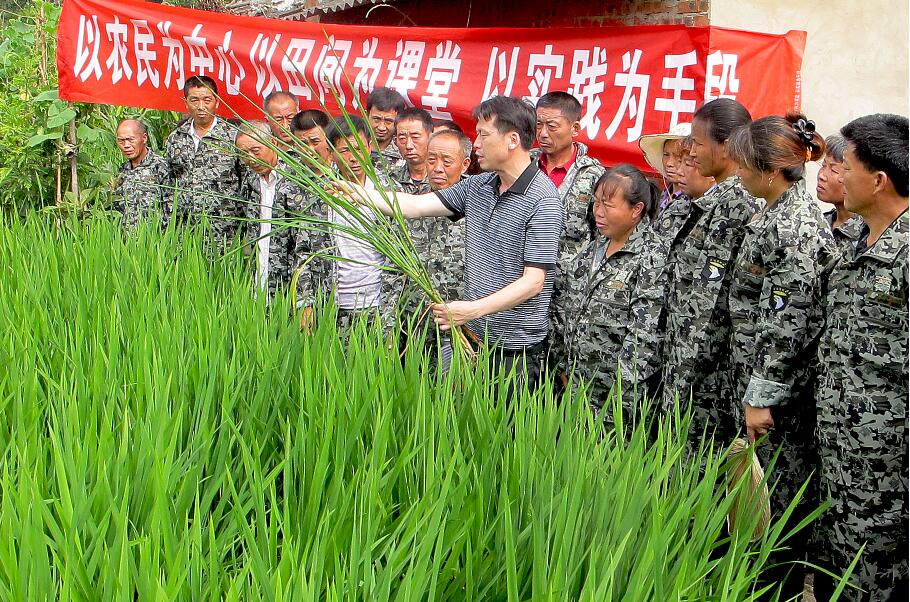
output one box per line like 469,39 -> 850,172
68,115 -> 80,202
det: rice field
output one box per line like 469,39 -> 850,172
0,215 -> 820,600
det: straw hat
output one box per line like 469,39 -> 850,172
638,122 -> 692,177
725,437 -> 772,542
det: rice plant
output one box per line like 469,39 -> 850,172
0,214 -> 834,600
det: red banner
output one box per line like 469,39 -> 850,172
57,0 -> 806,168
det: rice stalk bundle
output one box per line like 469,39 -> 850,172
725,437 -> 772,542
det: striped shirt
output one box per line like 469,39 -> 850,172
435,162 -> 563,349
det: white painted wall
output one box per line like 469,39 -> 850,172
710,0 -> 908,197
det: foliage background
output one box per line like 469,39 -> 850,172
0,0 -> 186,213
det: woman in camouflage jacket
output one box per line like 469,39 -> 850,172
551,164 -> 660,419
726,114 -> 837,598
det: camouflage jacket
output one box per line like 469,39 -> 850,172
814,210 -> 908,598
823,208 -> 865,258
646,176 -> 762,419
291,182 -> 332,309
816,209 -> 908,512
394,210 -> 466,303
533,143 -> 606,260
618,223 -> 674,395
371,142 -> 406,175
164,118 -> 244,245
657,188 -> 685,215
418,216 -> 465,304
729,181 -> 837,409
238,165 -> 313,300
113,150 -> 172,229
651,193 -> 692,243
388,161 -> 431,194
551,218 -> 652,406
385,167 -> 461,303
384,213 -> 467,346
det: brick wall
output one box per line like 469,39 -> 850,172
311,0 -> 710,27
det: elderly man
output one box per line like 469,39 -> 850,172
534,92 -> 605,259
421,129 -> 477,368
390,129 -> 473,355
263,90 -> 299,151
389,107 -> 433,194
164,75 -> 244,248
817,133 -> 865,255
366,87 -> 407,169
235,121 -> 309,300
427,130 -> 471,191
389,127 -> 473,285
113,118 -> 171,229
813,113 -> 909,602
345,96 -> 563,386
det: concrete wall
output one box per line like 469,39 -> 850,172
710,0 -> 909,194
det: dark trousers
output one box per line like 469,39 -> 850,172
489,338 -> 548,393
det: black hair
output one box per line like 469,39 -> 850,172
841,113 -> 909,197
292,109 -> 330,132
395,106 -> 434,133
325,115 -> 370,146
433,119 -> 464,134
593,163 -> 660,221
263,90 -> 299,111
536,91 -> 582,123
366,87 -> 407,113
472,96 -> 536,151
693,98 -> 752,144
183,75 -> 218,98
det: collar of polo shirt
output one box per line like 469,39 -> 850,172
488,162 -> 539,199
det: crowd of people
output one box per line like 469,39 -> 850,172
112,74 -> 908,600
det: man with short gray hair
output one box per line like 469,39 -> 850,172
392,128 -> 473,368
113,118 -> 172,229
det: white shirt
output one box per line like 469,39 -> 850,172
256,170 -> 279,291
331,178 -> 384,309
191,117 -> 218,151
